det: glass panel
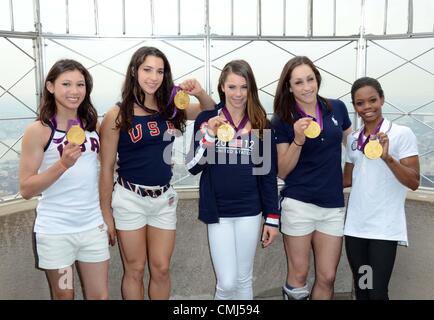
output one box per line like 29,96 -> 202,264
153,0 -> 178,35
0,118 -> 33,197
313,0 -> 334,36
336,0 -> 360,36
364,0 -> 385,35
285,0 -> 308,36
413,0 -> 434,33
261,0 -> 284,36
233,0 -> 256,35
0,151 -> 20,197
0,0 -> 11,30
209,0 -> 231,35
386,0 -> 408,34
98,0 -> 123,35
40,0 -> 66,33
12,0 -> 34,32
180,0 -> 204,35
69,0 -> 95,34
125,0 -> 152,35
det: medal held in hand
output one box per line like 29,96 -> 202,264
217,123 -> 235,142
296,102 -> 323,139
357,118 -> 387,160
304,120 -> 321,139
174,90 -> 190,110
66,124 -> 86,145
364,138 -> 383,160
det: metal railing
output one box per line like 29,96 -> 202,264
1,0 -> 433,201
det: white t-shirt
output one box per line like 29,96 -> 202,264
343,119 -> 418,246
35,128 -> 103,234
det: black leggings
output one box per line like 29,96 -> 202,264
345,236 -> 398,300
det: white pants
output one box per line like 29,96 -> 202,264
207,214 -> 262,300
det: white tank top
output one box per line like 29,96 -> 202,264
35,125 -> 104,234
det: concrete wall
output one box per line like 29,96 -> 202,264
0,196 -> 432,300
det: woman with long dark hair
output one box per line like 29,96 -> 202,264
272,56 -> 352,300
99,46 -> 215,300
20,59 -> 109,299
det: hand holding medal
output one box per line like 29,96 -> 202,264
357,118 -> 390,160
174,90 -> 190,110
66,119 -> 85,145
217,123 -> 235,142
296,103 -> 323,139
304,119 -> 321,138
364,135 -> 383,160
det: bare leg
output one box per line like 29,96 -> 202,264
117,226 -> 147,300
311,231 -> 342,300
77,260 -> 110,300
147,226 -> 175,300
45,265 -> 75,300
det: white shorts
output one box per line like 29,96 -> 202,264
280,197 -> 345,237
111,182 -> 178,231
36,224 -> 110,270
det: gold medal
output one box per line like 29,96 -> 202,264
174,90 -> 190,110
66,125 -> 86,145
217,123 -> 235,142
364,140 -> 383,160
304,120 -> 321,139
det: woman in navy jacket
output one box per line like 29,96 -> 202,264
187,60 -> 279,300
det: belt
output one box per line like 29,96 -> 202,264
117,176 -> 170,198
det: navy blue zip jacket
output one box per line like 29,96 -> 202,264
186,103 -> 279,227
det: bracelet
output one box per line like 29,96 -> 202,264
58,159 -> 69,170
293,139 -> 304,147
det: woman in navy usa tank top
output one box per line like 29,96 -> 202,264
99,46 -> 215,300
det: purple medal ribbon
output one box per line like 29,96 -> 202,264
221,106 -> 249,136
166,85 -> 180,120
51,117 -> 83,144
357,118 -> 384,153
296,102 -> 323,130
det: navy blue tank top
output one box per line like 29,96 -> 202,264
117,113 -> 175,186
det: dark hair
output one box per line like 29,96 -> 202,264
218,60 -> 269,134
37,59 -> 97,131
116,46 -> 186,132
351,77 -> 384,103
273,56 -> 331,124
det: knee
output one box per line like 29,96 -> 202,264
149,263 -> 170,280
316,271 -> 336,288
124,264 -> 145,282
217,277 -> 237,294
291,269 -> 309,284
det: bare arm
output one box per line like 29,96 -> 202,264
276,142 -> 302,179
19,122 -> 81,199
276,117 -> 311,179
343,162 -> 354,188
180,79 -> 216,120
377,132 -> 420,191
384,155 -> 420,191
99,107 -> 120,245
342,126 -> 352,146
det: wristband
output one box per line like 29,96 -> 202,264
293,139 -> 304,147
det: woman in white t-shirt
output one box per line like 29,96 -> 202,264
343,77 -> 420,300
